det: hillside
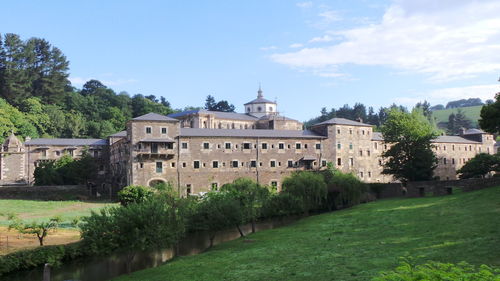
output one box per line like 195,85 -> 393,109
114,186 -> 500,281
432,105 -> 483,128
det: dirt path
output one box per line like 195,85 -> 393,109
0,226 -> 81,255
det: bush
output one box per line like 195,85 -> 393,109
322,164 -> 367,209
117,185 -> 154,206
282,171 -> 327,214
261,193 -> 303,218
373,260 -> 500,281
34,151 -> 98,185
0,242 -> 86,276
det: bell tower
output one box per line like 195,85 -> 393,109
244,86 -> 277,118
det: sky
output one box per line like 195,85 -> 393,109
2,0 -> 500,121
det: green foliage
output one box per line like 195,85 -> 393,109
373,260 -> 500,281
322,163 -> 367,209
261,192 -> 303,218
282,171 -> 327,214
0,33 -> 174,139
457,153 -> 500,179
117,185 -> 155,206
8,215 -> 61,246
0,242 -> 86,276
204,95 -> 236,112
432,105 -> 482,129
447,108 -> 472,134
479,93 -> 500,134
221,178 -> 271,228
33,150 -> 98,185
80,195 -> 185,256
381,108 -> 438,182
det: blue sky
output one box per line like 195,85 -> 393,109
2,0 -> 499,121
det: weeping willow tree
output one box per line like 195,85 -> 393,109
322,163 -> 367,210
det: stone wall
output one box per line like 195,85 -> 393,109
405,177 -> 500,197
0,185 -> 90,200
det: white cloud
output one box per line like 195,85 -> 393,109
309,35 -> 333,43
271,0 -> 500,82
296,1 -> 312,8
289,43 -> 304,48
318,10 -> 341,24
69,76 -> 138,87
394,84 -> 499,107
260,46 -> 278,51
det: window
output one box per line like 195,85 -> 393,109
212,161 -> 219,168
146,127 -> 152,134
443,145 -> 446,151
359,150 -> 363,156
337,143 -> 341,149
270,160 -> 276,167
225,142 -> 231,149
257,106 -> 262,112
180,142 -> 187,149
452,145 -> 455,151
250,160 -> 257,167
360,172 -> 364,178
182,162 -> 186,168
243,143 -> 251,149
232,160 -> 238,168
349,129 -> 353,135
315,143 -> 321,149
368,171 -> 371,178
288,160 -> 294,168
203,142 -> 210,149
443,158 -> 447,164
186,184 -> 192,195
161,127 -> 167,134
349,143 -> 353,150
279,143 -> 285,150
211,183 -> 218,191
194,161 -> 200,169
55,151 -> 60,156
247,107 -> 250,112
362,130 -> 365,135
367,150 -> 371,156
140,163 -> 144,168
171,162 -> 175,168
262,143 -> 268,149
271,181 -> 278,189
321,160 -> 327,167
337,158 -> 342,166
452,158 -> 455,164
384,144 -> 387,150
349,158 -> 354,166
68,150 -> 74,157
295,143 -> 301,149
93,150 -> 99,157
337,129 -> 341,134
269,106 -> 273,111
304,144 -> 308,149
156,162 -> 163,173
374,142 -> 378,149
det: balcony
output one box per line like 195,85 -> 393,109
136,139 -> 175,159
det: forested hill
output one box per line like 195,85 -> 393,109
0,33 -> 175,143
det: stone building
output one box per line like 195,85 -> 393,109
0,88 -> 496,193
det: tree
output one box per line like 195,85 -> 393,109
479,93 -> 500,134
322,163 -> 367,210
381,108 -> 438,183
282,171 -> 327,215
118,185 -> 154,206
8,215 -> 61,246
221,178 -> 270,233
204,95 -> 235,112
447,109 -> 472,135
457,153 -> 500,179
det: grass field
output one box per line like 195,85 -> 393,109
114,186 -> 500,281
432,105 -> 483,127
0,200 -> 115,255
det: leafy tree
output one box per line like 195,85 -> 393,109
381,108 -> 438,183
479,92 -> 500,134
204,95 -> 235,112
0,98 -> 38,143
447,109 -> 472,134
282,171 -> 327,215
8,215 -> 61,246
221,178 -> 270,233
446,98 -> 484,109
457,153 -> 500,179
322,163 -> 367,209
118,185 -> 155,206
33,150 -> 98,185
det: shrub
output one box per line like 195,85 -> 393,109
33,150 -> 98,185
322,164 -> 367,209
282,171 -> 327,214
261,193 -> 303,218
457,153 -> 500,179
373,260 -> 500,281
117,185 -> 154,206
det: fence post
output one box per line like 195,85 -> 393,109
43,263 -> 51,281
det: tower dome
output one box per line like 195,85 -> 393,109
244,86 -> 277,118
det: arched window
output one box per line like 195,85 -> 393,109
257,106 -> 262,112
247,107 -> 251,112
269,107 -> 273,112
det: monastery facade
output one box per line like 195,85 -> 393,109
0,89 -> 496,195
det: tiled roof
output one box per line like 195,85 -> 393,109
312,117 -> 372,127
168,109 -> 259,121
244,97 -> 276,105
370,133 -> 481,144
180,128 -> 325,139
25,138 -> 108,146
432,136 -> 481,144
372,132 -> 384,141
258,115 -> 299,122
109,131 -> 126,137
462,128 -> 485,135
132,113 -> 178,122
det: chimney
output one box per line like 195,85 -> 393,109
356,117 -> 363,123
25,136 -> 31,142
459,128 -> 466,135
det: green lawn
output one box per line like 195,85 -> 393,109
432,105 -> 483,127
0,200 -> 116,227
114,186 -> 500,281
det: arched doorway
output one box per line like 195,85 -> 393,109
148,179 -> 166,187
